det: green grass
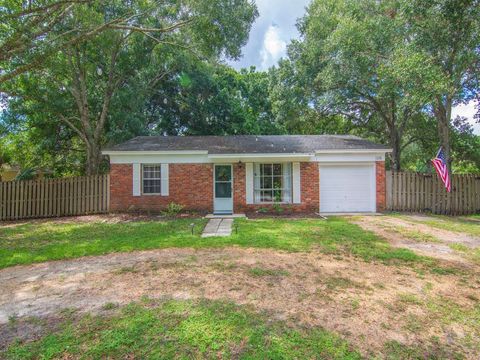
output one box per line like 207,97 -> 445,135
4,299 -> 362,360
248,266 -> 290,277
399,215 -> 480,237
0,219 -> 207,269
391,228 -> 440,243
1,217 -> 433,269
449,243 -> 480,265
383,340 -> 462,360
324,276 -> 365,291
233,218 -> 429,265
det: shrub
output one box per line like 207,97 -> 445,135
162,202 -> 184,217
272,203 -> 284,214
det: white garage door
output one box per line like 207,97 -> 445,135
319,164 -> 376,213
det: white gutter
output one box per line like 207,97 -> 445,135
207,153 -> 314,159
102,150 -> 209,156
314,149 -> 392,154
102,149 -> 392,156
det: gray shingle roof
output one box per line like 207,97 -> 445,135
104,135 -> 390,154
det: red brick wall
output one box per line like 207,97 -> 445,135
233,162 -> 319,214
300,162 -> 319,211
233,163 -> 246,212
376,161 -> 386,212
110,163 -> 213,213
110,161 -> 384,214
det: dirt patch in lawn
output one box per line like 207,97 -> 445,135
353,216 -> 479,266
1,247 -> 479,357
385,216 -> 480,248
0,213 -> 201,228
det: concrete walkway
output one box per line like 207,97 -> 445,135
201,218 -> 233,237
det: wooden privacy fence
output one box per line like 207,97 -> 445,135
0,175 -> 110,221
386,171 -> 480,215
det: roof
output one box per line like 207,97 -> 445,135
103,135 -> 390,154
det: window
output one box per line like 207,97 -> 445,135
254,163 -> 292,203
142,165 -> 161,194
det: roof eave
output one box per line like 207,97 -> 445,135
314,149 -> 392,154
102,150 -> 209,156
207,153 -> 314,159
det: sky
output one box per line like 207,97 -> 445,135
228,0 -> 479,135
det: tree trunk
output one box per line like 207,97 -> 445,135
85,141 -> 102,175
391,139 -> 402,171
390,132 -> 402,171
384,100 -> 402,171
434,96 -> 452,175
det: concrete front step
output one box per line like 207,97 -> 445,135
204,213 -> 246,219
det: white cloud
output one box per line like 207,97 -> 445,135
259,24 -> 287,70
227,0 -> 311,70
452,101 -> 479,135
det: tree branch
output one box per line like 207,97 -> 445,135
58,115 -> 88,144
108,19 -> 194,34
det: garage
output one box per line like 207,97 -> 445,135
319,164 -> 376,213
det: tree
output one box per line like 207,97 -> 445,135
269,58 -> 354,135
399,0 -> 480,173
1,0 -> 145,86
282,0 -> 436,169
1,0 -> 257,87
146,61 -> 278,136
3,0 -> 258,175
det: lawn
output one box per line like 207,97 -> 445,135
1,215 -> 478,359
5,297 -> 469,360
4,299 -> 362,360
0,218 -> 207,269
0,217 -> 429,269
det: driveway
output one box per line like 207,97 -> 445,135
353,214 -> 480,265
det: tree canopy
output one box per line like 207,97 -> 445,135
0,0 -> 479,176
1,0 -> 258,174
271,0 -> 479,171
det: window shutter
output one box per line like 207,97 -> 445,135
245,162 -> 254,204
283,163 -> 292,203
292,162 -> 301,204
161,163 -> 169,196
132,163 -> 141,196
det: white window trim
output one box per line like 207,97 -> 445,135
253,163 -> 293,204
142,164 -> 163,195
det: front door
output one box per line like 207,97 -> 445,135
214,164 -> 233,214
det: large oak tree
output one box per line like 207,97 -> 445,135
3,0 -> 258,175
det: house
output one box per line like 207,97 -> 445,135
0,164 -> 20,182
0,164 -> 48,182
102,135 -> 391,215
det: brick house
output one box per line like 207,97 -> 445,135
102,135 -> 391,215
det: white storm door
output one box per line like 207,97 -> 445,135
214,164 -> 233,214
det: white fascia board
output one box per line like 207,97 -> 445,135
314,149 -> 392,154
108,153 -> 210,164
102,150 -> 208,156
315,152 -> 386,162
207,153 -> 313,162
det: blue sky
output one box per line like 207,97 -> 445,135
228,0 -> 479,134
228,0 -> 311,71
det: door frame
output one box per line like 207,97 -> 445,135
213,163 -> 234,214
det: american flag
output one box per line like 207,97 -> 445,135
431,147 -> 451,192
